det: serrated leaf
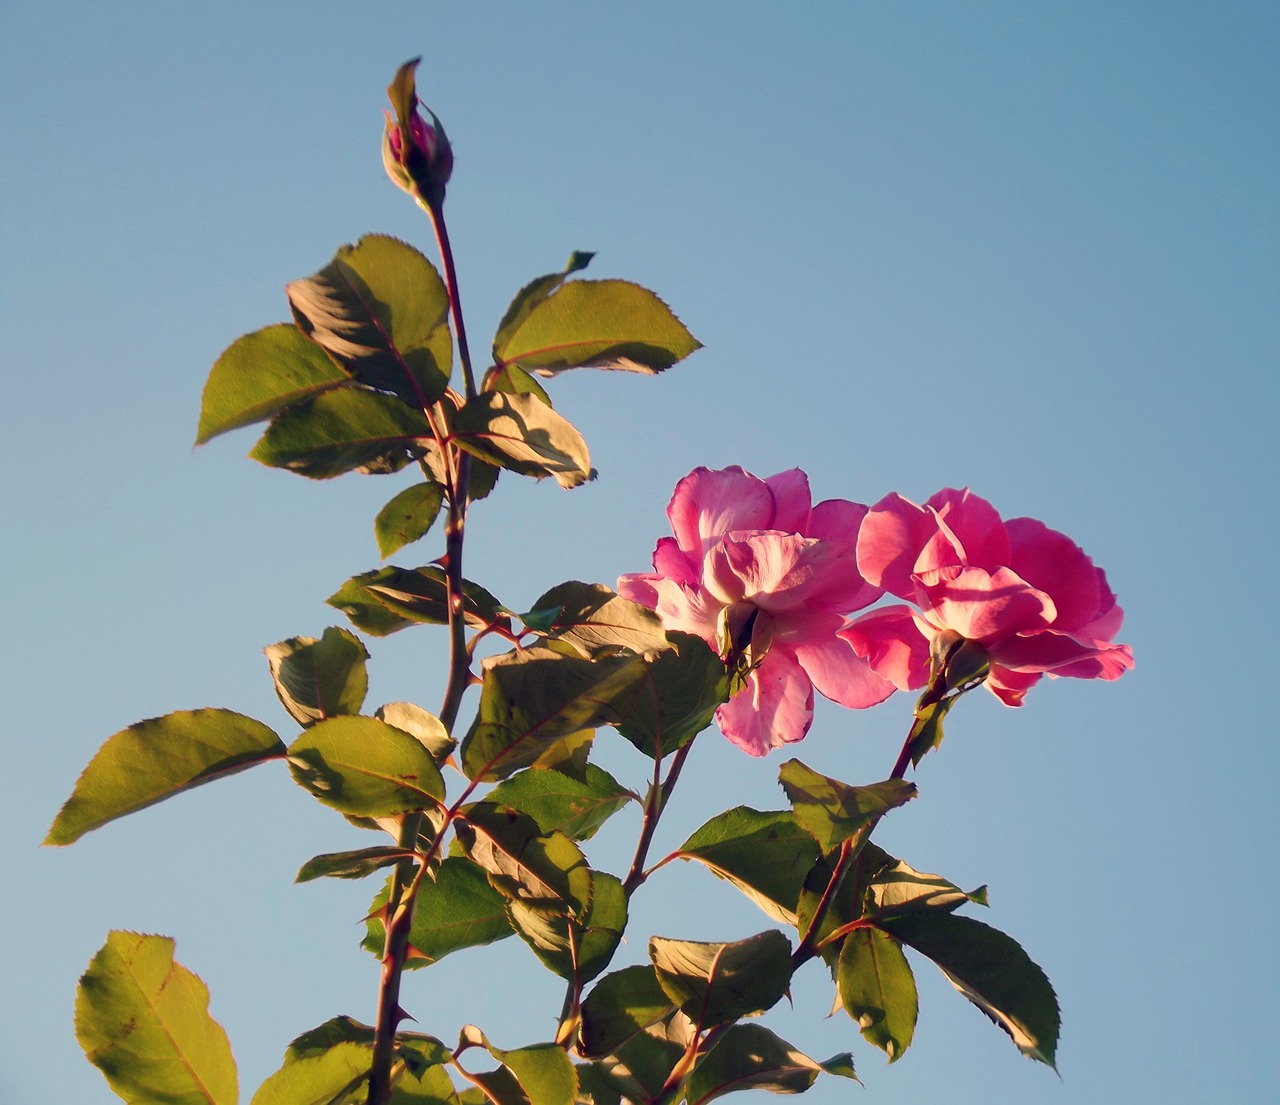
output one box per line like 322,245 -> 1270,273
676,807 -> 820,925
482,363 -> 551,405
508,870 -> 627,983
288,716 -> 445,818
492,252 -> 595,356
864,856 -> 985,919
455,803 -> 592,915
327,566 -> 508,638
522,581 -> 670,658
837,927 -> 918,1061
906,695 -> 959,768
485,765 -> 635,842
573,1061 -> 622,1105
376,482 -> 445,557
578,966 -> 677,1059
778,761 -> 916,851
196,323 -> 349,445
456,1029 -> 576,1105
363,858 -> 513,965
377,702 -> 456,765
649,931 -> 792,1028
287,234 -> 452,407
47,709 -> 284,845
265,626 -> 369,728
614,632 -> 729,759
461,648 -> 647,782
495,280 -> 700,376
76,932 -> 237,1105
282,1017 -> 452,1080
296,846 -> 411,883
452,392 -> 591,488
588,1012 -> 694,1103
250,388 -> 433,479
879,912 -> 1059,1067
685,1024 -> 856,1104
252,1040 -> 369,1105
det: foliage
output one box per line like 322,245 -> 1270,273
50,57 -> 1131,1105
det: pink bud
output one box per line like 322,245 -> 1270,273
383,59 -> 453,207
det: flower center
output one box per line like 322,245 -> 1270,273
717,602 -> 775,683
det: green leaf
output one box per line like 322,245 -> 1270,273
457,1029 -> 577,1105
483,363 -> 551,405
327,566 -> 508,638
864,855 -> 986,920
377,702 -> 456,765
508,870 -> 627,983
905,695 -> 959,768
454,803 -> 592,915
376,482 -> 445,558
778,761 -> 917,851
265,626 -> 369,728
196,323 -> 349,445
578,966 -> 676,1059
879,912 -> 1060,1067
649,931 -> 793,1028
452,392 -> 592,488
287,716 -> 445,818
76,932 -> 237,1105
676,807 -> 820,925
296,846 -> 411,883
485,764 -> 635,841
573,1061 -> 622,1105
363,858 -> 513,965
287,234 -> 452,407
461,648 -> 647,782
282,1017 -> 453,1084
492,252 -> 595,357
588,1013 -> 694,1104
614,632 -> 729,759
836,928 -> 918,1061
494,280 -> 700,376
522,581 -> 670,658
252,1040 -> 369,1105
685,1024 -> 856,1104
251,388 -> 433,479
47,709 -> 284,845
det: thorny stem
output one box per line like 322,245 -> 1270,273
369,196 -> 478,1105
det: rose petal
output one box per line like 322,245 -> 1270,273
1005,517 -> 1102,631
857,493 -> 934,597
791,628 -> 895,709
985,665 -> 1041,706
921,565 -> 1056,643
840,606 -> 932,691
924,488 -> 1011,568
715,646 -> 814,756
667,467 -> 775,561
764,469 -> 813,533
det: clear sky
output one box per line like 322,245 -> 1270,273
3,2 -> 1277,1103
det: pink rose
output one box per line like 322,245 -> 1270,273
383,59 -> 453,205
842,488 -> 1133,706
619,466 -> 893,756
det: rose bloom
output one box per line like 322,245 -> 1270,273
842,488 -> 1133,705
618,466 -> 893,756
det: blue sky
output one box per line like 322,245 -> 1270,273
3,3 -> 1277,1103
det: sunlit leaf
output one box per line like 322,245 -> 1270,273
864,855 -> 986,920
287,716 -> 445,818
252,1040 -> 369,1105
196,323 -> 348,445
265,626 -> 369,728
492,252 -> 595,356
76,932 -> 237,1105
456,1028 -> 577,1105
47,709 -> 284,845
614,633 -> 729,760
455,803 -> 592,915
485,765 -> 635,841
377,701 -> 456,765
778,760 -> 916,851
578,966 -> 676,1059
879,913 -> 1059,1067
296,846 -> 411,883
250,388 -> 432,479
676,807 -> 820,925
376,482 -> 446,558
649,931 -> 792,1028
508,870 -> 627,983
327,565 -> 508,638
287,234 -> 452,407
452,392 -> 592,488
837,927 -> 917,1061
363,858 -> 513,965
495,280 -> 700,376
461,648 -> 647,782
522,581 -> 670,658
685,1024 -> 856,1103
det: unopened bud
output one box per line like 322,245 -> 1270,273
383,58 -> 453,208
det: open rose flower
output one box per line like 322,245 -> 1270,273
618,466 -> 894,756
842,488 -> 1133,705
